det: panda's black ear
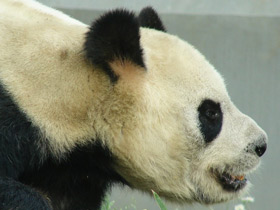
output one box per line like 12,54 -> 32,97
84,9 -> 145,82
138,7 -> 166,32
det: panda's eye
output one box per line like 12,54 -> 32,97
205,109 -> 220,121
198,99 -> 223,143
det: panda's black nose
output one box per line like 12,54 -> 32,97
246,136 -> 267,157
255,142 -> 267,157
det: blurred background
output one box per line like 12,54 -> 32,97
37,1 -> 280,209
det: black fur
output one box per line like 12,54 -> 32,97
0,84 -> 44,178
0,82 -> 126,210
198,99 -> 223,143
0,83 -> 51,209
85,9 -> 145,82
138,7 -> 166,32
20,142 -> 126,210
0,177 -> 51,210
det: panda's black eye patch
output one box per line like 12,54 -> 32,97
198,99 -> 223,143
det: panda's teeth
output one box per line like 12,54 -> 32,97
238,175 -> 245,181
232,175 -> 245,181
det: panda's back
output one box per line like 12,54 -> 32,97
0,0 -> 101,154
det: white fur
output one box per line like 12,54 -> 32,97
0,0 -> 267,205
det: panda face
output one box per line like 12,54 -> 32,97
80,8 -> 268,204
95,27 -> 268,203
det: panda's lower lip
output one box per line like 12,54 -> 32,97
215,171 -> 247,192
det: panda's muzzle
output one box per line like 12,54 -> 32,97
214,170 -> 247,192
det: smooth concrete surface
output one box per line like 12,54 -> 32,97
36,1 -> 280,209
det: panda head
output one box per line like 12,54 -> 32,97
84,7 -> 267,204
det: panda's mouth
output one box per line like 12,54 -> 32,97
213,170 -> 247,192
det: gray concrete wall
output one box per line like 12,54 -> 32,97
37,1 -> 280,210
39,0 -> 280,16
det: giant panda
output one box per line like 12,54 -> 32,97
0,0 -> 268,210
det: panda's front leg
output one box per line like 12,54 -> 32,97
0,177 -> 52,210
